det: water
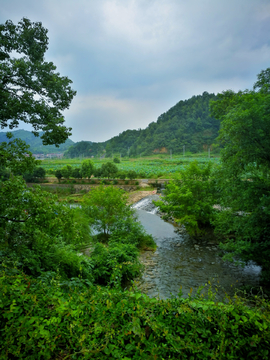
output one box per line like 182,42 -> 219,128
132,195 -> 261,300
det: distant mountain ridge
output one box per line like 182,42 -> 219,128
1,92 -> 220,157
65,91 -> 219,158
0,130 -> 74,154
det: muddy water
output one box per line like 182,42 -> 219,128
132,195 -> 261,300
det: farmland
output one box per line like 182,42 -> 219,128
41,153 -> 220,179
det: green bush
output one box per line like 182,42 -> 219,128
90,242 -> 142,286
154,161 -> 217,236
0,177 -> 92,280
113,157 -> 120,163
1,267 -> 270,360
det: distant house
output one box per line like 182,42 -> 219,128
46,153 -> 63,159
32,154 -> 45,160
32,153 -> 63,160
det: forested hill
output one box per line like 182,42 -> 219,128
0,130 -> 74,154
65,91 -> 219,158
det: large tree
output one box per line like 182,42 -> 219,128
0,18 -> 76,146
81,159 -> 95,179
154,161 -> 217,236
210,68 -> 270,284
82,186 -> 134,237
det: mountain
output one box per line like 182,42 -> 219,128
64,91 -> 219,158
0,130 -> 74,154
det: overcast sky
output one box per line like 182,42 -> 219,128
1,0 -> 270,143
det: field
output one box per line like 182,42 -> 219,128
41,153 -> 220,179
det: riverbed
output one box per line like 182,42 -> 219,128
132,195 -> 261,300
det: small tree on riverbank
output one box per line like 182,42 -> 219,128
154,161 -> 217,236
82,185 -> 133,238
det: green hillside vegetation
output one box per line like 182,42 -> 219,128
64,140 -> 106,158
64,92 -> 219,158
0,130 -> 74,154
1,18 -> 270,360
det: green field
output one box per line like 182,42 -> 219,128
41,153 -> 220,178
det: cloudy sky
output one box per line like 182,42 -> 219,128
1,0 -> 270,143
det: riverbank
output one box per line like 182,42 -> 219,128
127,190 -> 158,204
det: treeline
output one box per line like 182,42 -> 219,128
155,68 -> 270,287
0,130 -> 74,154
64,140 -> 106,158
52,159 -> 140,182
64,92 -> 219,158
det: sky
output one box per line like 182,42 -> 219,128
1,0 -> 270,143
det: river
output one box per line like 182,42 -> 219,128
132,195 -> 261,300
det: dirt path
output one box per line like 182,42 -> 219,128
127,190 -> 158,205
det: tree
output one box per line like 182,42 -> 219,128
100,162 -> 118,180
113,157 -> 120,163
210,89 -> 270,174
127,170 -> 137,181
117,171 -> 126,180
33,167 -> 46,179
0,176 -> 92,278
72,167 -> 82,179
0,132 -> 37,175
0,18 -> 76,146
210,68 -> 270,284
61,165 -> 72,180
93,167 -> 102,180
81,160 -> 95,179
23,166 -> 46,183
55,169 -> 62,183
154,161 -> 217,236
82,185 -> 134,238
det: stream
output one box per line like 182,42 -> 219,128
132,195 -> 261,300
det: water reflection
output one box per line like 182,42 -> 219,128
133,195 -> 261,300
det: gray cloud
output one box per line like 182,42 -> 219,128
1,0 -> 270,142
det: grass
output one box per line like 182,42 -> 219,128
41,153 -> 220,179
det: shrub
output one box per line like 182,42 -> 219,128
113,157 -> 120,163
1,267 -> 270,360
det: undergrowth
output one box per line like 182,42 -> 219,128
1,266 -> 270,359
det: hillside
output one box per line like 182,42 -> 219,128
64,91 -> 219,158
0,130 -> 74,154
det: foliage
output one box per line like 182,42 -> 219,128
117,170 -> 126,180
23,166 -> 46,183
0,176 -> 92,279
100,161 -> 118,179
90,241 -> 142,286
54,169 -> 62,182
72,167 -> 82,179
109,217 -> 156,251
61,164 -> 72,179
33,166 -> 46,178
1,267 -> 270,359
127,170 -> 137,180
154,161 -> 217,235
40,155 -> 220,180
0,129 -> 74,154
64,92 -> 219,158
210,89 -> 270,173
210,68 -> 270,284
0,18 -> 76,146
81,159 -> 95,179
113,157 -> 120,163
0,132 -> 37,175
82,186 -> 134,236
